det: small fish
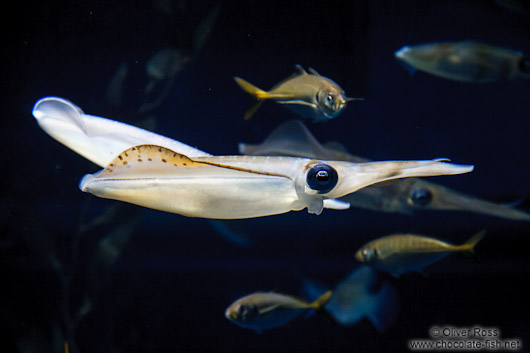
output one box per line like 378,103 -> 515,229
224,290 -> 332,333
355,231 -> 486,277
234,64 -> 362,121
395,41 -> 530,83
146,47 -> 189,81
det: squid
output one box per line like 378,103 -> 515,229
239,120 -> 530,221
32,97 -> 473,219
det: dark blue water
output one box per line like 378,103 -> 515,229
3,0 -> 530,352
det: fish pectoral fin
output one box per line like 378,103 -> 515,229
257,303 -> 282,315
323,198 -> 350,210
277,100 -> 318,108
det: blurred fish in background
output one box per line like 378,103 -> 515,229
355,230 -> 485,277
302,266 -> 399,332
10,3 -> 223,353
395,41 -> 530,83
104,2 -> 221,115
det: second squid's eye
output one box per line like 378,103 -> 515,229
409,188 -> 433,207
306,163 -> 338,193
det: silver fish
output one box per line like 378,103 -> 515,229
234,64 -> 362,121
355,231 -> 485,277
395,41 -> 530,83
239,120 -> 530,221
225,290 -> 332,333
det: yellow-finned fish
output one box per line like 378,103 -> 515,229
224,290 -> 332,333
355,231 -> 485,277
234,64 -> 362,122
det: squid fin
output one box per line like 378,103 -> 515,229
97,144 -> 205,179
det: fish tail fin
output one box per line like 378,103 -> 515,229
234,77 -> 268,120
366,282 -> 400,332
309,290 -> 333,311
244,98 -> 264,121
460,230 -> 486,253
234,77 -> 269,99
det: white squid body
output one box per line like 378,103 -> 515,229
33,97 -> 474,219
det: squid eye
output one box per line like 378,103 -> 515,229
306,163 -> 338,193
410,188 -> 433,207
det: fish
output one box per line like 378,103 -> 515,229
239,120 -> 530,221
355,231 -> 486,277
224,290 -> 332,333
146,47 -> 190,81
301,266 -> 399,332
33,97 -> 474,220
234,64 -> 362,121
395,41 -> 530,83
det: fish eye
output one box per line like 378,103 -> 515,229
409,188 -> 433,207
361,248 -> 369,259
326,94 -> 334,103
361,248 -> 377,262
306,163 -> 338,193
237,305 -> 253,321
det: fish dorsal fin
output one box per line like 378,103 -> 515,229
307,67 -> 321,76
99,144 -> 206,178
267,65 -> 309,92
294,64 -> 308,75
239,120 -> 331,159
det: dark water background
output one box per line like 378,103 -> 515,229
3,0 -> 530,352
